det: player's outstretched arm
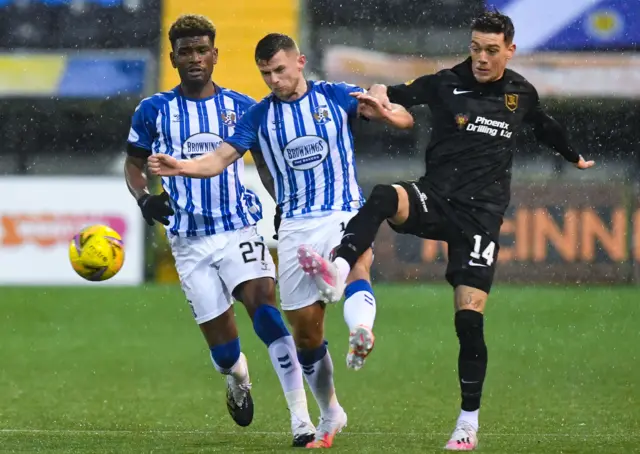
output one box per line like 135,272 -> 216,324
148,143 -> 242,178
351,92 -> 414,129
525,90 -> 594,170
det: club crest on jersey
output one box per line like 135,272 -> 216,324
455,113 -> 469,129
505,94 -> 518,112
312,106 -> 331,124
220,109 -> 237,126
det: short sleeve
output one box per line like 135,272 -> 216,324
127,99 -> 158,154
225,101 -> 264,155
327,82 -> 365,117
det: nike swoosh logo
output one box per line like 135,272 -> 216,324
461,379 -> 479,384
453,88 -> 473,95
468,260 -> 488,267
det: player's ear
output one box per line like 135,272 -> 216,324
506,42 -> 516,60
297,54 -> 306,70
170,51 -> 177,69
212,47 -> 219,65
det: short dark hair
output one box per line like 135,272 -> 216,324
470,10 -> 515,44
255,33 -> 297,62
169,14 -> 216,49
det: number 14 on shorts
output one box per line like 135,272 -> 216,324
469,234 -> 495,267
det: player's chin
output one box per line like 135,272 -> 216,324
186,75 -> 207,85
183,71 -> 209,85
473,71 -> 493,83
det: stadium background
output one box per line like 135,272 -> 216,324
0,2 -> 639,452
1,0 -> 639,286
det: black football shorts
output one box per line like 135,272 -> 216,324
388,180 -> 503,293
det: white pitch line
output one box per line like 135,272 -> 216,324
0,429 -> 638,438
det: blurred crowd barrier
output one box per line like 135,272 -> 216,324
0,0 -> 638,286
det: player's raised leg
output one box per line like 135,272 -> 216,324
342,249 -> 376,370
299,184 -> 407,303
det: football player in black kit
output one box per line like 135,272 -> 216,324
297,10 -> 595,451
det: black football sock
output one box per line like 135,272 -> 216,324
455,310 -> 488,412
334,184 -> 398,268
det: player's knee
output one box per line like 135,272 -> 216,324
297,340 -> 328,367
252,305 -> 290,347
454,309 -> 484,340
453,284 -> 488,313
366,184 -> 399,219
210,337 -> 241,371
291,325 -> 324,350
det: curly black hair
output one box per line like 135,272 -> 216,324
168,14 -> 216,49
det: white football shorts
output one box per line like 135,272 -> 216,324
277,210 -> 358,311
169,225 -> 276,324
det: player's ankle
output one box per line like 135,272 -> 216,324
210,337 -> 241,373
458,409 -> 479,431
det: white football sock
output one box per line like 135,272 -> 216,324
212,352 -> 249,385
268,336 -> 313,426
343,284 -> 376,331
458,409 -> 479,431
301,348 -> 341,418
334,257 -> 351,285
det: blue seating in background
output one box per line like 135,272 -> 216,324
0,0 -> 124,6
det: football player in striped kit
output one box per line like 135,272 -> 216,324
124,16 -> 316,447
148,33 -> 413,448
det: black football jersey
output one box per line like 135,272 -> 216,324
387,57 -> 579,216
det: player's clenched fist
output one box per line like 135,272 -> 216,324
148,154 -> 182,176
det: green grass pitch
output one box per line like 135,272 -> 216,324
0,284 -> 638,453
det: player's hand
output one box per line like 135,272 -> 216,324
575,155 -> 595,170
137,192 -> 174,226
148,154 -> 182,176
367,84 -> 393,110
350,92 -> 390,120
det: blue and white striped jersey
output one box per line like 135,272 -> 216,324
127,86 -> 262,237
225,80 -> 365,219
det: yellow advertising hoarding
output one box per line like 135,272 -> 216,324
160,0 -> 299,100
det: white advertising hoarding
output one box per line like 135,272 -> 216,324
0,177 -> 144,285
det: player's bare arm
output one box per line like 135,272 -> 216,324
124,155 -> 149,200
350,92 -> 414,129
148,142 -> 242,178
